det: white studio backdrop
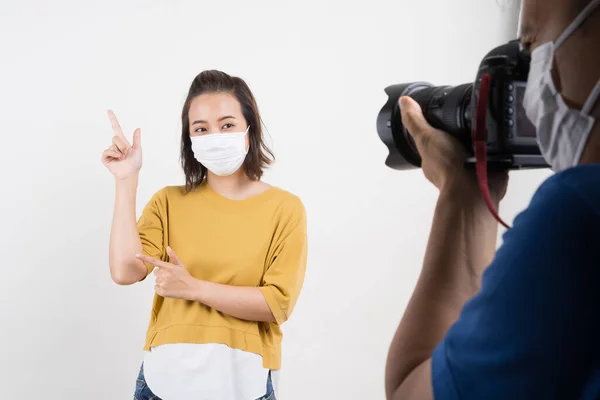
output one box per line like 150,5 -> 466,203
0,0 -> 548,398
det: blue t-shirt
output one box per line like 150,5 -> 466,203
432,164 -> 600,400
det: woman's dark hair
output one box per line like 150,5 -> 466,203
180,70 -> 274,192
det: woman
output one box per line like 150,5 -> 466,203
101,70 -> 308,400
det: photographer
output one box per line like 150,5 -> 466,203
385,0 -> 600,399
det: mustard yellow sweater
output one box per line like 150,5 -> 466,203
136,183 -> 308,370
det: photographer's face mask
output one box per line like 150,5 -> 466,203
524,0 -> 600,172
190,126 -> 250,176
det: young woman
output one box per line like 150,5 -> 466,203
101,70 -> 308,400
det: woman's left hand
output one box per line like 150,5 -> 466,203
136,247 -> 199,300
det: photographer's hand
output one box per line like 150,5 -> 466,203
384,97 -> 508,400
399,96 -> 508,198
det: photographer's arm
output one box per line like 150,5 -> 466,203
385,183 -> 500,400
389,171 -> 600,399
383,96 -> 504,400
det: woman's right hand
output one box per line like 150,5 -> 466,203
102,110 -> 143,180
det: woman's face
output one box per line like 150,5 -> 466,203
188,92 -> 249,148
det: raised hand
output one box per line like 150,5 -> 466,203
102,110 -> 143,180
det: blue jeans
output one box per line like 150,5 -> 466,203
134,363 -> 276,400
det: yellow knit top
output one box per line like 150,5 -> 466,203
136,183 -> 308,370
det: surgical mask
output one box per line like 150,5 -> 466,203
190,126 -> 249,176
523,0 -> 600,172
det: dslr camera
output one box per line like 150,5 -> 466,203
377,39 -> 548,171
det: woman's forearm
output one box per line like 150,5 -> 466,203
109,175 -> 147,285
190,280 -> 276,323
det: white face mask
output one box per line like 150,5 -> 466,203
190,126 -> 250,176
523,0 -> 600,172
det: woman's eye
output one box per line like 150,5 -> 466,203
223,123 -> 234,130
195,127 -> 207,133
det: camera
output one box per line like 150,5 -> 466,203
376,39 -> 548,171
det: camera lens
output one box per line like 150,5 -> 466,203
376,82 -> 473,170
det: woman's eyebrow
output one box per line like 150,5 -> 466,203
191,116 -> 236,125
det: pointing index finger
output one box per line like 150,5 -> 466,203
167,246 -> 184,266
136,254 -> 174,270
107,110 -> 131,145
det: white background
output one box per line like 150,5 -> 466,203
0,0 -> 551,398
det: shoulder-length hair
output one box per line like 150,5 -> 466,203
180,70 -> 274,192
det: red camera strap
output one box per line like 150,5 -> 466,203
473,73 -> 511,230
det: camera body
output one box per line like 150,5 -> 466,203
377,39 -> 549,171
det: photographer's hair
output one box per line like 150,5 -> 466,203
180,70 -> 274,192
577,0 -> 593,11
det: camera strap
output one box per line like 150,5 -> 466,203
473,73 -> 511,230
